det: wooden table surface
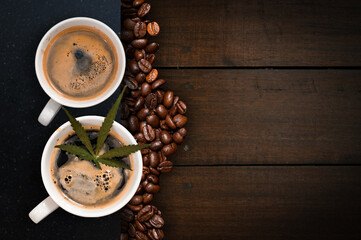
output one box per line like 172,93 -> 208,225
146,0 -> 361,239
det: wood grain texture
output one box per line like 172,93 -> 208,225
153,166 -> 361,240
148,0 -> 361,67
160,69 -> 361,165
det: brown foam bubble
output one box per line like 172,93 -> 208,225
43,26 -> 118,101
50,126 -> 135,209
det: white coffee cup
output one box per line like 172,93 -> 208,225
35,17 -> 125,126
29,116 -> 142,223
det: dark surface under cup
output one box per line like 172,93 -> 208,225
0,1 -> 122,239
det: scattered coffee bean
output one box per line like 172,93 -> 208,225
173,114 -> 188,128
150,140 -> 163,151
146,69 -> 158,83
163,91 -> 173,108
128,60 -> 140,74
157,161 -> 173,173
137,205 -> 154,222
134,50 -> 145,61
131,39 -> 148,49
137,108 -> 150,121
159,130 -> 172,144
147,22 -> 160,36
162,143 -> 177,156
149,214 -> 164,229
146,54 -> 156,64
165,114 -> 177,130
140,83 -> 152,96
138,3 -> 151,18
121,30 -> 135,43
121,208 -> 134,222
149,152 -> 160,168
145,183 -> 160,194
142,124 -> 155,142
136,73 -> 146,84
151,79 -> 166,90
128,115 -> 140,132
127,203 -> 143,212
143,193 -> 153,204
124,18 -> 137,30
138,59 -> 152,73
133,0 -> 145,7
145,42 -> 159,54
135,220 -> 147,232
130,195 -> 143,205
134,96 -> 145,110
172,132 -> 183,144
124,76 -> 139,90
176,100 -> 187,114
134,22 -> 147,38
146,114 -> 160,128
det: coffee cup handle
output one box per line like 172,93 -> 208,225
29,196 -> 59,224
38,98 -> 61,126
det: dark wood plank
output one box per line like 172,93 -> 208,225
149,0 -> 361,67
160,69 -> 361,165
153,166 -> 361,240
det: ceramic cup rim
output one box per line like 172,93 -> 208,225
35,17 -> 125,108
41,115 -> 142,217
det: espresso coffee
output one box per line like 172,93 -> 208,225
51,128 -> 133,208
43,26 -> 118,100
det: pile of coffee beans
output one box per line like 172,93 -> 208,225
120,1 -> 188,239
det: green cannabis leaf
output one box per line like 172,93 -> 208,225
62,107 -> 95,157
99,144 -> 150,159
57,86 -> 149,171
97,158 -> 132,170
95,86 -> 127,156
55,145 -> 95,161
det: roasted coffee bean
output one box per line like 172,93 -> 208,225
135,132 -> 146,142
130,195 -> 143,205
162,143 -> 178,156
127,203 -> 143,212
178,127 -> 187,137
124,76 -> 139,90
121,219 -> 129,232
155,105 -> 167,119
135,231 -> 149,240
165,114 -> 177,129
173,114 -> 188,128
145,183 -> 160,194
147,174 -> 159,184
158,151 -> 167,162
129,115 -> 140,132
121,102 -> 130,119
128,60 -> 140,74
163,91 -> 174,108
159,120 -> 169,130
142,124 -> 155,142
133,0 -> 145,7
146,54 -> 156,64
120,232 -> 129,240
137,108 -> 150,121
121,30 -> 134,42
128,223 -> 136,237
138,205 -> 154,222
176,100 -> 187,114
157,160 -> 173,173
145,42 -> 159,54
146,69 -> 158,83
137,3 -> 151,17
143,193 -> 153,204
131,39 -> 148,49
150,140 -> 163,151
144,221 -> 152,229
136,73 -> 146,84
125,97 -> 136,107
131,90 -> 142,99
134,22 -> 147,38
134,96 -> 145,110
155,90 -> 164,104
136,184 -> 143,194
121,1 -> 132,9
160,130 -> 172,144
149,166 -> 160,176
138,59 -> 152,73
151,79 -> 166,90
140,82 -> 152,96
120,208 -> 134,222
124,18 -> 137,30
147,22 -> 160,36
149,152 -> 159,168
172,95 -> 179,106
148,229 -> 164,240
134,50 -> 145,61
146,114 -> 160,128
143,154 -> 150,166
149,214 -> 164,228
168,105 -> 177,116
135,220 -> 147,232
172,131 -> 183,144
145,96 -> 157,111
131,16 -> 141,22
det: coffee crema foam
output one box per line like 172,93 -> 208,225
50,126 -> 134,209
43,26 -> 118,100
